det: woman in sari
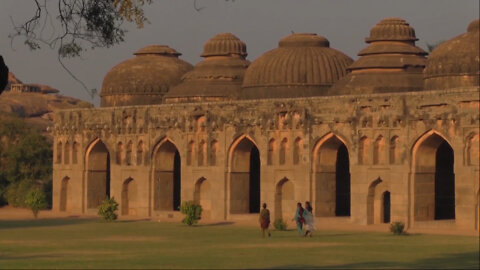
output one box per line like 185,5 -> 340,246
292,202 -> 305,236
259,203 -> 271,237
303,201 -> 315,237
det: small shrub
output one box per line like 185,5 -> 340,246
274,218 -> 287,231
390,221 -> 405,235
5,180 -> 35,207
97,197 -> 119,222
24,187 -> 47,218
180,201 -> 202,226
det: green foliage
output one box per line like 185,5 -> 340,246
24,188 -> 48,218
390,221 -> 406,235
273,218 -> 287,231
180,201 -> 202,226
98,197 -> 119,222
0,114 -> 52,206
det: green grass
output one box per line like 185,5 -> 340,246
0,218 -> 478,269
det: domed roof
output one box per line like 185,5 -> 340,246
201,33 -> 247,57
164,33 -> 249,103
100,45 -> 193,107
242,33 -> 353,99
330,18 -> 427,95
424,19 -> 479,90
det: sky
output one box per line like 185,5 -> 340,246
0,0 -> 478,107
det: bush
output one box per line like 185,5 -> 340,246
274,218 -> 287,231
97,197 -> 119,222
390,221 -> 405,235
180,201 -> 202,226
24,187 -> 47,218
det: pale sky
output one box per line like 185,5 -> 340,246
0,0 -> 478,107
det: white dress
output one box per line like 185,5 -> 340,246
304,209 -> 316,231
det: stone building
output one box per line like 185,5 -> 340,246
52,18 -> 479,232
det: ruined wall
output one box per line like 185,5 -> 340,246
52,87 -> 479,230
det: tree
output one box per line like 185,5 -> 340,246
0,114 -> 52,206
10,0 -> 153,97
25,188 -> 48,218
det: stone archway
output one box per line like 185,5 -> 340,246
153,139 -> 181,211
86,140 -> 110,210
367,178 -> 390,224
412,132 -> 455,221
275,178 -> 295,221
194,177 -> 211,219
313,134 -> 350,217
59,176 -> 70,212
229,136 -> 260,214
121,178 -> 136,216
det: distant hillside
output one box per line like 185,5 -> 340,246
0,72 -> 93,136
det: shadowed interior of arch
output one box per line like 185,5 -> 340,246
315,136 -> 351,217
86,140 -> 111,209
230,137 -> 260,214
414,134 -> 455,221
154,141 -> 181,211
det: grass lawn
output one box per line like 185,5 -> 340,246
0,218 -> 478,269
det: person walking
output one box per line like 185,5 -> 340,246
292,202 -> 305,236
259,203 -> 271,238
303,201 -> 315,237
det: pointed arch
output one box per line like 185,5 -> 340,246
125,140 -> 133,166
367,178 -> 389,224
293,137 -> 303,165
312,133 -> 350,217
194,177 -> 211,219
152,138 -> 181,211
116,141 -> 123,165
187,140 -> 194,166
198,140 -> 206,166
121,177 -> 136,215
411,130 -> 455,221
267,138 -> 276,165
136,140 -> 144,166
389,136 -> 400,164
64,141 -> 70,165
228,134 -> 260,214
72,141 -> 79,164
209,140 -> 218,166
59,176 -> 70,212
85,139 -> 110,209
373,135 -> 385,165
467,133 -> 479,166
56,141 -> 62,164
280,138 -> 288,165
275,177 -> 295,220
358,136 -> 370,165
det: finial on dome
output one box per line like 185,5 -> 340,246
134,45 -> 181,56
365,17 -> 418,43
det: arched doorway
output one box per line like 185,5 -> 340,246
153,140 -> 181,211
194,177 -> 211,219
275,178 -> 295,221
313,135 -> 350,217
413,132 -> 455,221
86,140 -> 110,209
229,137 -> 260,214
59,176 -> 70,212
367,179 -> 390,224
121,178 -> 136,216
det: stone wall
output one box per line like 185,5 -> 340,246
52,87 -> 479,230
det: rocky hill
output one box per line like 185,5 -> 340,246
0,72 -> 93,136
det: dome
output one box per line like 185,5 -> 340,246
330,18 -> 427,95
164,33 -> 249,103
100,45 -> 193,107
241,33 -> 353,99
424,19 -> 479,90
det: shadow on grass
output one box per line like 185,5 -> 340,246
271,251 -> 480,269
197,221 -> 235,227
0,218 -> 98,230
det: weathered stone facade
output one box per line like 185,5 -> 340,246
52,18 -> 479,232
